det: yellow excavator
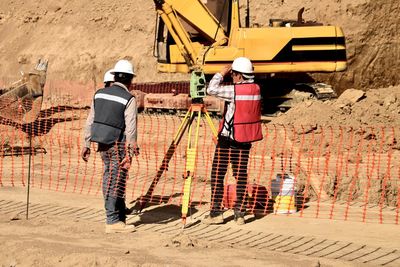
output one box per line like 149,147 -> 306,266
153,0 -> 346,75
146,0 -> 347,114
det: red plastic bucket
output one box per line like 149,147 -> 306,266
223,183 -> 269,211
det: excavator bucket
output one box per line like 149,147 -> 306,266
0,59 -> 48,124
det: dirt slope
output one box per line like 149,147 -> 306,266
0,0 -> 399,91
0,0 -> 188,84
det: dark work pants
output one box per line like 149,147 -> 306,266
210,136 -> 251,216
99,142 -> 127,225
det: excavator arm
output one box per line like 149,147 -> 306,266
153,0 -> 228,70
154,0 -> 227,43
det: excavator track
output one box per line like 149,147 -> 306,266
131,81 -> 224,116
259,76 -> 338,117
130,79 -> 337,118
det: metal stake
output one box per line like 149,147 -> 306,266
26,133 -> 32,220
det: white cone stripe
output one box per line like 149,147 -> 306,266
95,93 -> 128,105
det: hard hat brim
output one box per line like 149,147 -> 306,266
242,73 -> 255,79
110,69 -> 136,76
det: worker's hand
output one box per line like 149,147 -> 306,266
120,156 -> 132,170
220,64 -> 232,76
132,146 -> 140,157
81,147 -> 90,162
129,143 -> 140,157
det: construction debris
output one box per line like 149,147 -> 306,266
0,59 -> 48,124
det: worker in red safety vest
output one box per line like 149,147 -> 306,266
203,57 -> 263,225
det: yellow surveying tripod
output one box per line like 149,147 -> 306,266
135,71 -> 218,226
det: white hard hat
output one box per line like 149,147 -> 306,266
231,57 -> 254,75
110,59 -> 136,76
103,69 -> 114,83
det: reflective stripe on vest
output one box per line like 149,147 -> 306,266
94,93 -> 129,105
235,95 -> 262,101
91,85 -> 133,144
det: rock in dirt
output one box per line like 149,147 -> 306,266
10,212 -> 23,221
165,233 -> 207,248
336,89 -> 366,107
383,94 -> 397,107
123,24 -> 132,32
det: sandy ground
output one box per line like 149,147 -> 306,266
1,186 -> 399,267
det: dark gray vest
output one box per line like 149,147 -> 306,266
90,85 -> 133,145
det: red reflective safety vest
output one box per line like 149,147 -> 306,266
218,83 -> 263,143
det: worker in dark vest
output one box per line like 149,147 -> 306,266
203,57 -> 263,225
81,60 -> 139,233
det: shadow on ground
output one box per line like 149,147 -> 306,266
137,204 -> 199,225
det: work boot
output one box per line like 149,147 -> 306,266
234,216 -> 245,225
202,213 -> 224,225
105,221 -> 136,234
234,210 -> 246,225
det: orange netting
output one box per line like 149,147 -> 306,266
1,81 -> 399,225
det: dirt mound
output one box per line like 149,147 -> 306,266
273,85 -> 400,127
0,0 -> 398,91
271,86 -> 400,206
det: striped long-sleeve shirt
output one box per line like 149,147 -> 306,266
206,73 -> 254,139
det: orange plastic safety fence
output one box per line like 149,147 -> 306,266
1,88 -> 400,225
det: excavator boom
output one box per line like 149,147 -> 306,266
155,0 -> 227,43
153,0 -> 227,69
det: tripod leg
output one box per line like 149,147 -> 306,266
181,106 -> 220,226
181,108 -> 202,225
137,109 -> 194,212
202,107 -> 218,139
